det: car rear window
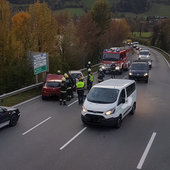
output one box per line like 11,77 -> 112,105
139,51 -> 149,55
46,82 -> 60,87
131,63 -> 148,70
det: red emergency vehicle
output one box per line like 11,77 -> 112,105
101,47 -> 132,74
42,74 -> 63,99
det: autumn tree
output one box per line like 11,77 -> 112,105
76,14 -> 100,64
103,19 -> 130,48
0,0 -> 10,64
90,0 -> 111,35
11,11 -> 31,58
158,19 -> 170,52
29,1 -> 57,53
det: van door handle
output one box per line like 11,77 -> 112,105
125,99 -> 128,103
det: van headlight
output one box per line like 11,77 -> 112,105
82,106 -> 87,113
115,66 -> 120,70
129,72 -> 132,75
102,65 -> 105,69
144,73 -> 148,76
105,109 -> 115,115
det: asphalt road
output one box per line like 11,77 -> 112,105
0,47 -> 170,170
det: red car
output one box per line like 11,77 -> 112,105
42,74 -> 63,100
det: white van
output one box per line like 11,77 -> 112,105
81,79 -> 136,128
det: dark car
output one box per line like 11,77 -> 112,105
134,59 -> 152,69
129,62 -> 149,83
0,106 -> 20,128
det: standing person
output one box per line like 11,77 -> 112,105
64,73 -> 72,101
98,68 -> 105,83
57,70 -> 61,75
76,76 -> 85,104
60,77 -> 67,105
87,61 -> 91,69
68,73 -> 74,98
111,63 -> 116,78
87,69 -> 94,91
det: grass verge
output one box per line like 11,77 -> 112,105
1,87 -> 42,107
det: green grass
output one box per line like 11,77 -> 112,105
1,87 -> 42,107
54,8 -> 85,16
131,32 -> 152,38
118,3 -> 170,17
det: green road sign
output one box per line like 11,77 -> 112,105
34,65 -> 47,75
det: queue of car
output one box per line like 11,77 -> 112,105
0,43 -> 152,129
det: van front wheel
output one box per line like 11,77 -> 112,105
115,116 -> 122,129
130,103 -> 136,115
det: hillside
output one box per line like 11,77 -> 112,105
9,0 -> 170,17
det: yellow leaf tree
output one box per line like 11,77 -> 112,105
0,0 -> 10,64
11,11 -> 31,59
29,1 -> 57,54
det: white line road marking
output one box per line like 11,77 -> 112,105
67,99 -> 78,107
162,55 -> 170,68
13,95 -> 41,107
22,117 -> 51,136
59,127 -> 87,150
137,132 -> 157,169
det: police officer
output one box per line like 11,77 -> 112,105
76,76 -> 85,104
64,73 -> 72,101
60,77 -> 67,105
57,70 -> 61,75
98,68 -> 104,83
87,69 -> 94,91
87,61 -> 91,69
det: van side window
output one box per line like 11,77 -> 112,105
118,89 -> 125,105
126,83 -> 136,97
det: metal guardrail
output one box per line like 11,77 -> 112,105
0,82 -> 44,101
150,46 -> 170,68
151,46 -> 170,59
0,63 -> 101,102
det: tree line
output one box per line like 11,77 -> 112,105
0,0 -> 130,94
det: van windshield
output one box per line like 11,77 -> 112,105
87,87 -> 119,104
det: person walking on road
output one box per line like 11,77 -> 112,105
76,76 -> 85,104
87,69 -> 94,91
60,77 -> 67,105
98,68 -> 105,83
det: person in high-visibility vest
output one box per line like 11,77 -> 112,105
87,69 -> 94,91
76,76 -> 85,104
60,77 -> 67,105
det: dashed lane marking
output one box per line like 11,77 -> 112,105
22,117 -> 52,136
67,100 -> 78,107
59,127 -> 87,150
137,132 -> 157,169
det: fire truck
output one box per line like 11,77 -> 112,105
101,47 -> 132,74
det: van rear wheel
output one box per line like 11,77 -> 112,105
115,116 -> 122,129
